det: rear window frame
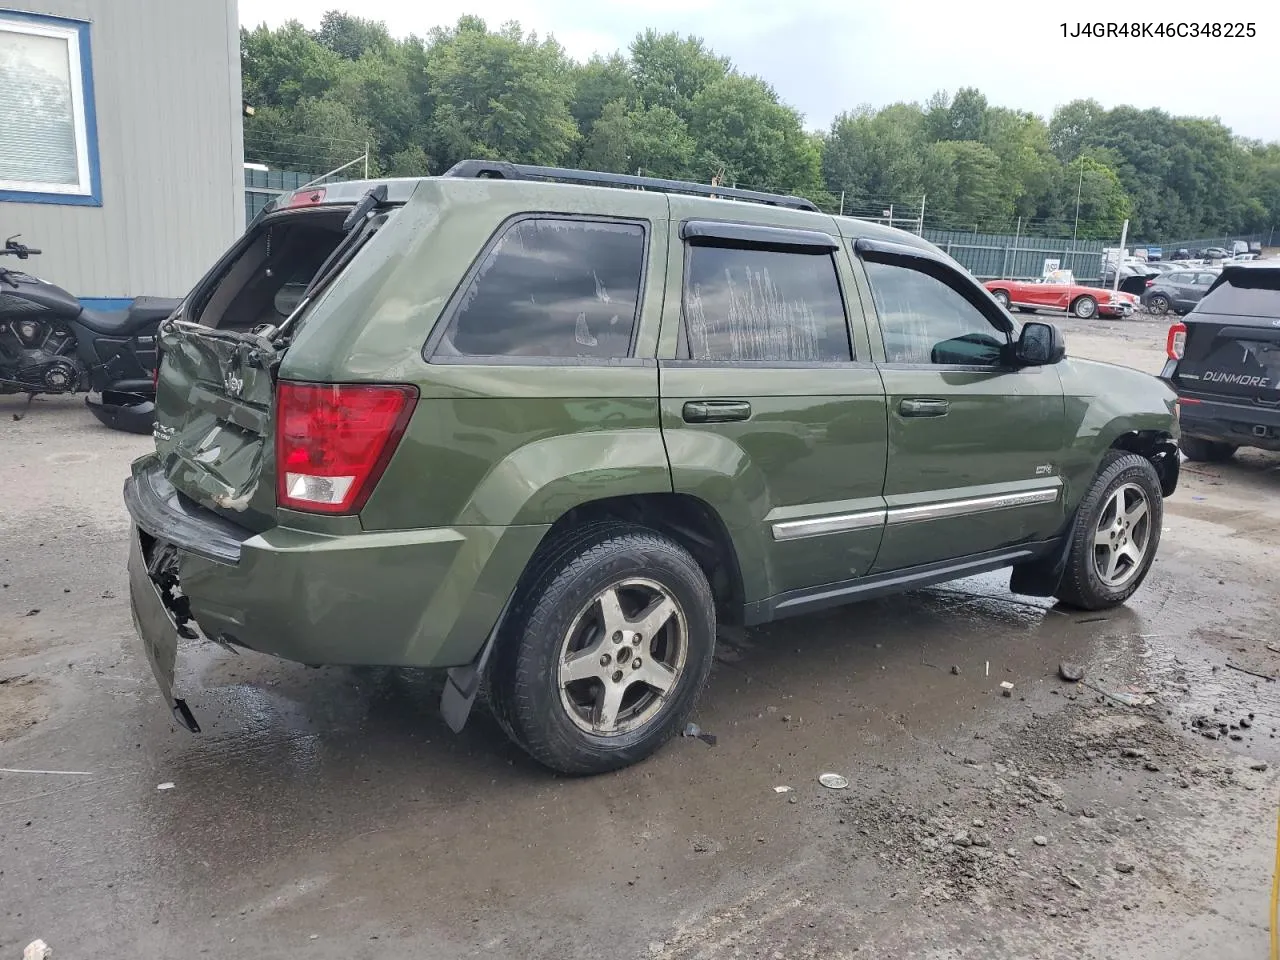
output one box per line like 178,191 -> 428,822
423,212 -> 652,367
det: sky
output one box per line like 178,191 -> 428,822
239,0 -> 1280,142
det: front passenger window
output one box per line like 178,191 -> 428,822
863,260 -> 1007,366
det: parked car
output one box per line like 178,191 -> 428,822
1200,247 -> 1231,261
1141,268 -> 1221,314
1101,264 -> 1161,298
1168,249 -> 1192,261
124,162 -> 1180,774
1161,263 -> 1280,461
986,271 -> 1140,318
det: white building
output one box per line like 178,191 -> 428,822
0,0 -> 243,308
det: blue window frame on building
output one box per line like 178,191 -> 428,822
0,9 -> 101,206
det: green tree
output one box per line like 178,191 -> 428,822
241,21 -> 341,110
929,140 -> 1015,226
424,17 -> 578,169
1056,156 -> 1132,239
244,97 -> 376,174
688,73 -> 820,195
629,30 -> 728,117
1048,99 -> 1104,163
315,10 -> 391,61
570,54 -> 635,131
945,87 -> 988,141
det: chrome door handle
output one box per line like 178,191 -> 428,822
899,398 -> 950,418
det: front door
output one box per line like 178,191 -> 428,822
657,207 -> 888,604
853,243 -> 1068,573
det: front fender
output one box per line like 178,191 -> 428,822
1056,358 -> 1179,509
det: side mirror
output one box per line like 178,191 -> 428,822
1015,321 -> 1066,366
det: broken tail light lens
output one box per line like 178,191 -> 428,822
281,187 -> 326,209
1166,322 -> 1187,360
275,382 -> 417,514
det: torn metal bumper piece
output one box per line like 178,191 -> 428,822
127,526 -> 200,733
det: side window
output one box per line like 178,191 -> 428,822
436,218 -> 645,360
682,244 -> 852,362
1167,272 -> 1189,284
863,259 -> 1007,366
1194,272 -> 1216,286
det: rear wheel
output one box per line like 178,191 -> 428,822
488,524 -> 715,775
1180,435 -> 1237,462
1146,294 -> 1170,315
1055,453 -> 1163,610
1072,295 -> 1098,319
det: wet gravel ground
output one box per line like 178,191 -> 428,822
2,317 -> 1278,959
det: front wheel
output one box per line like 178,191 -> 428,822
1072,295 -> 1098,319
1054,453 -> 1163,610
991,289 -> 1011,309
488,524 -> 716,775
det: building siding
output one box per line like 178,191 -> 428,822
1,0 -> 242,298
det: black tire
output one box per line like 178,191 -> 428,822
1146,294 -> 1170,316
487,523 -> 715,775
1179,435 -> 1237,463
1054,452 -> 1163,611
991,289 -> 1011,309
1015,306 -> 1035,313
1072,295 -> 1098,319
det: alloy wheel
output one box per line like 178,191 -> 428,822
1092,483 -> 1152,587
557,578 -> 688,736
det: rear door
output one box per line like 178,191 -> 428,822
853,239 -> 1068,573
657,207 -> 889,601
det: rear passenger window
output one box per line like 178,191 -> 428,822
436,218 -> 645,359
682,245 -> 852,362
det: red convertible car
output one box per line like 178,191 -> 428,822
984,270 -> 1139,319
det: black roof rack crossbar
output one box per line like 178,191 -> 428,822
442,160 -> 820,212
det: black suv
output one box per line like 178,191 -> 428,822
1161,264 -> 1280,460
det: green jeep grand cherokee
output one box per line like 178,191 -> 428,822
125,162 -> 1180,774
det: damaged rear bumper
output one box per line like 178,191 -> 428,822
122,456 -> 547,724
127,526 -> 200,732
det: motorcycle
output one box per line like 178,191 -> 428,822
0,235 -> 180,433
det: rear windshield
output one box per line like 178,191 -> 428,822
1197,268 -> 1280,318
191,210 -> 349,331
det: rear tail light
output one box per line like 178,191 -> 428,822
1145,279 -> 1155,287
275,382 -> 417,514
1166,322 -> 1186,360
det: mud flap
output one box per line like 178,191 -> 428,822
1008,510 -> 1078,598
440,594 -> 513,734
128,529 -> 200,733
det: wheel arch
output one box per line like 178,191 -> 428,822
1109,430 -> 1179,497
533,492 -> 748,625
1070,293 -> 1098,315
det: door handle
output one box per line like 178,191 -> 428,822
899,398 -> 950,418
683,400 -> 752,423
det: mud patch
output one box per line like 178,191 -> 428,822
0,673 -> 50,741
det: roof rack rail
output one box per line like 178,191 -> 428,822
442,160 -> 820,213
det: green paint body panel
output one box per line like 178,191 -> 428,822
130,173 -> 1179,674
